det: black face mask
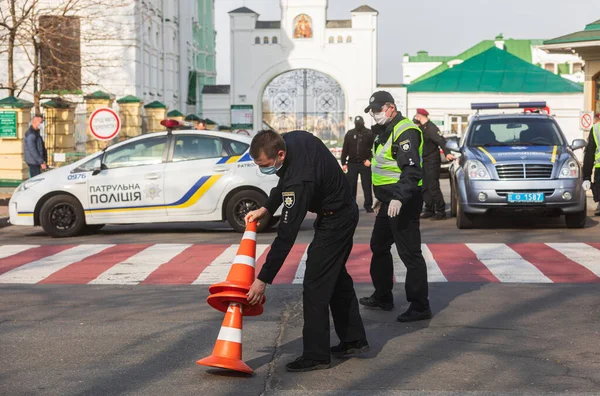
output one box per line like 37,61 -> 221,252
412,118 -> 421,125
355,122 -> 364,129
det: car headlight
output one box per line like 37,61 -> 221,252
16,178 -> 44,192
559,159 -> 579,179
465,160 -> 491,180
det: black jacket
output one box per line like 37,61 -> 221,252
582,126 -> 597,181
420,120 -> 450,161
260,130 -> 354,284
23,126 -> 47,166
372,113 -> 423,205
341,126 -> 374,165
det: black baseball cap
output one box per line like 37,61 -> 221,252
364,91 -> 395,113
354,116 -> 364,123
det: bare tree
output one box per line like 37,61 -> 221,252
0,0 -> 37,97
1,0 -> 136,110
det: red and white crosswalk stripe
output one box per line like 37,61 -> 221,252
0,243 -> 599,285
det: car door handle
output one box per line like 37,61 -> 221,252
213,165 -> 229,172
145,173 -> 160,180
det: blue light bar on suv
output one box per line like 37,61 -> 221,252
471,101 -> 547,110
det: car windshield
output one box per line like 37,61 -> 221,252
467,118 -> 564,147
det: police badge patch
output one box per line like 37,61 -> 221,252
282,192 -> 295,209
399,139 -> 411,152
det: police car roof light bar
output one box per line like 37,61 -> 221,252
471,102 -> 547,111
160,119 -> 183,128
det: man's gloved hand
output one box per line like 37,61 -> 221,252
387,199 -> 402,218
583,180 -> 591,191
372,199 -> 381,215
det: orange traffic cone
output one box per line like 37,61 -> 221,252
197,302 -> 253,374
207,221 -> 265,316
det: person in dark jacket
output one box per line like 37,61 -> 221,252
341,116 -> 375,212
23,115 -> 48,178
245,129 -> 368,373
582,113 -> 600,216
413,109 -> 453,220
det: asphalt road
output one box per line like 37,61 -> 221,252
1,179 -> 600,395
1,179 -> 600,245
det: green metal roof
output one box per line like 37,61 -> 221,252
117,95 -> 142,104
412,38 -> 536,84
408,47 -> 584,94
409,51 -> 453,63
143,101 -> 167,109
167,109 -> 184,117
544,19 -> 600,45
0,96 -> 33,108
84,90 -> 112,100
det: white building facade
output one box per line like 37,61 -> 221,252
204,1 -> 388,143
0,0 -> 216,114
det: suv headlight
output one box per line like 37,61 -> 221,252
16,178 -> 44,192
559,159 -> 579,179
465,160 -> 491,180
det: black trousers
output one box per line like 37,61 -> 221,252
422,159 -> 445,214
303,203 -> 366,361
346,162 -> 373,208
28,165 -> 41,178
369,192 -> 430,311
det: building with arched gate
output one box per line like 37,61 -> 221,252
202,1 -> 406,145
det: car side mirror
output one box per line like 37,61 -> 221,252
446,140 -> 460,152
91,158 -> 104,176
570,139 -> 586,151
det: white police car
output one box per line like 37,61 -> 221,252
8,121 -> 281,237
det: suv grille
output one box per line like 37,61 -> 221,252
495,164 -> 553,179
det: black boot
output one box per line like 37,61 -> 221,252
285,356 -> 331,372
330,339 -> 370,357
397,307 -> 433,322
359,295 -> 394,311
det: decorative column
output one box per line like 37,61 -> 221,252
84,91 -> 114,153
41,98 -> 76,168
0,96 -> 34,184
117,95 -> 143,141
185,114 -> 201,128
205,118 -> 217,131
167,109 -> 185,122
144,101 -> 167,133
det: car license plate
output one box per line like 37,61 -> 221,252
507,193 -> 545,203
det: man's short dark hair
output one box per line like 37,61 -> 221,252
198,119 -> 206,124
33,114 -> 44,120
250,129 -> 286,159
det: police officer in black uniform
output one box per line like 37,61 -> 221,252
341,116 -> 375,212
359,91 -> 432,322
414,108 -> 453,220
245,129 -> 368,372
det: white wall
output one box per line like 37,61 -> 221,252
408,92 -> 585,144
202,93 -> 231,126
402,61 -> 442,84
532,46 -> 585,83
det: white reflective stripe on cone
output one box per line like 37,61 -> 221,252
234,255 -> 255,268
217,326 -> 243,343
242,231 -> 257,241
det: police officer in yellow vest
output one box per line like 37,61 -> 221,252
359,91 -> 432,322
582,113 -> 600,216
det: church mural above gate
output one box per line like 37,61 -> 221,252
262,69 -> 346,147
293,14 -> 313,39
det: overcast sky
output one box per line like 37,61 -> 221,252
215,0 -> 592,85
